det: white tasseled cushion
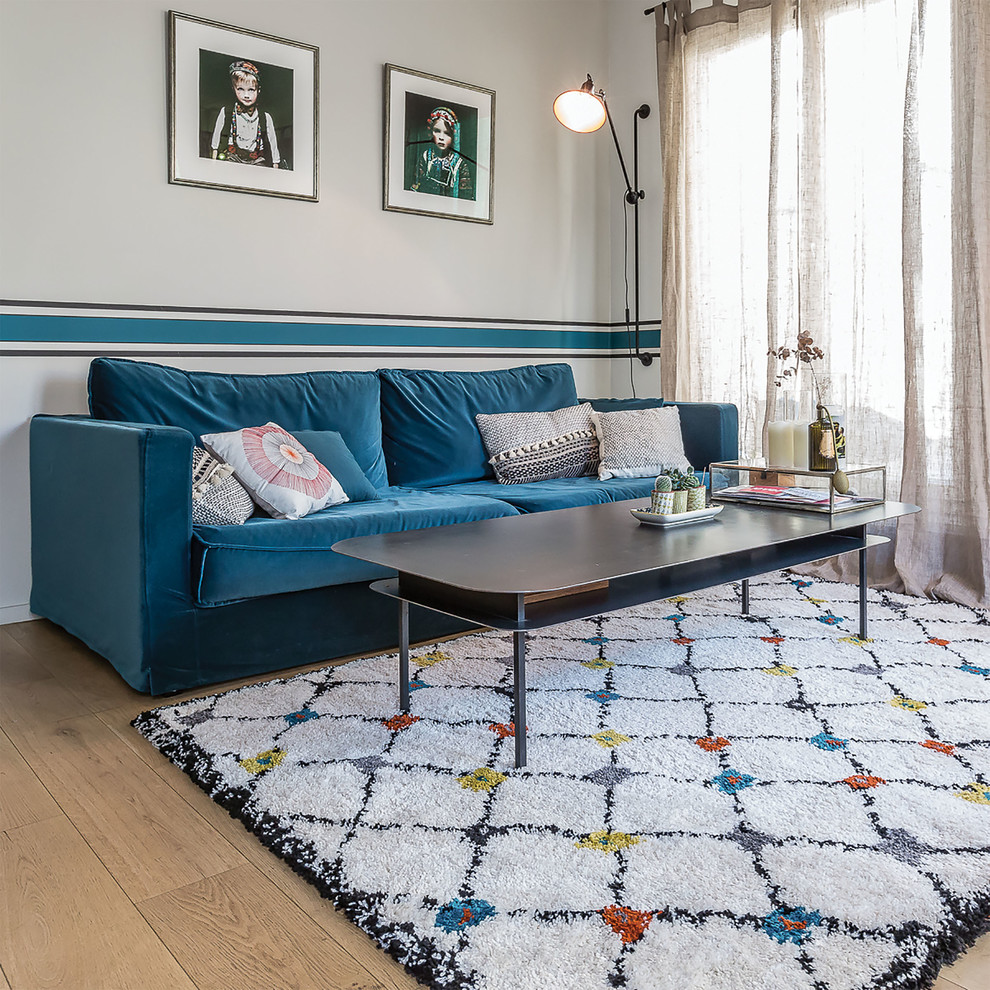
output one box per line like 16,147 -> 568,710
191,447 -> 256,525
475,403 -> 599,484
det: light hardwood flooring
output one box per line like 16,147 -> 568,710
2,620 -> 988,990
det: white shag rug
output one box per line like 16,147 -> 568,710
134,573 -> 990,990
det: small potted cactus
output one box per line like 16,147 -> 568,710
684,473 -> 706,511
671,474 -> 690,513
651,474 -> 674,514
665,468 -> 694,513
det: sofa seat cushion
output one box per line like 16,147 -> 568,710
433,475 -> 656,513
88,357 -> 388,488
379,364 -> 580,488
191,488 -> 520,606
594,476 -> 666,503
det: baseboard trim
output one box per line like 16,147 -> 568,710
1,603 -> 39,626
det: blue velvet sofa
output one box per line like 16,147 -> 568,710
29,358 -> 738,694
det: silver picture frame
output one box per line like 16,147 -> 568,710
383,64 -> 495,224
168,10 -> 318,201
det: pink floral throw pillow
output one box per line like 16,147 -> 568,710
201,422 -> 348,519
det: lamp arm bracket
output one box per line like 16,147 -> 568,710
598,90 -> 640,202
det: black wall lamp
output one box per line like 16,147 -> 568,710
553,75 -> 655,367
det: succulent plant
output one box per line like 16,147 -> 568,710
683,474 -> 701,489
653,475 -> 673,493
663,468 -> 699,491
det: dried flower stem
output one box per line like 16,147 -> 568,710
768,329 -> 828,410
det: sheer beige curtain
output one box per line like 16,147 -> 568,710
655,0 -> 990,606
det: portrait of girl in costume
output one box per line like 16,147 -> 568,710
408,105 -> 475,201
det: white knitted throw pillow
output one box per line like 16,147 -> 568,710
591,406 -> 692,480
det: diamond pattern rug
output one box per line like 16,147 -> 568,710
134,573 -> 990,990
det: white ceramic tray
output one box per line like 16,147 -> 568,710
630,504 -> 723,527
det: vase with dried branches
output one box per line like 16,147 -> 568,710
769,330 -> 848,483
769,329 -> 830,409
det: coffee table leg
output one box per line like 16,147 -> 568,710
859,548 -> 868,640
398,599 -> 410,712
741,578 -> 750,615
513,630 -> 527,769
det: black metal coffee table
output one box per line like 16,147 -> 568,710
334,498 -> 919,768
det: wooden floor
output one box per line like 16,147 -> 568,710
1,620 -> 988,990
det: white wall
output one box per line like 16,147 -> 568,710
0,0 -> 664,622
1,0 -> 616,317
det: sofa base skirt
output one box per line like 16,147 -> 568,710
35,581 -> 479,696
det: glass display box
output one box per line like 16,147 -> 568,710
708,459 -> 887,514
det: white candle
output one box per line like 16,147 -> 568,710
767,421 -> 794,467
791,421 -> 810,470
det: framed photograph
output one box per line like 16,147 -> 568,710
168,10 -> 318,201
383,64 -> 494,224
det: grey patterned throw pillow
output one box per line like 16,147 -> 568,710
591,406 -> 693,480
191,446 -> 255,525
475,403 -> 600,484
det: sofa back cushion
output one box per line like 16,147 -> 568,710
378,364 -> 580,488
88,358 -> 388,489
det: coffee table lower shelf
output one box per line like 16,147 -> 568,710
368,532 -> 888,769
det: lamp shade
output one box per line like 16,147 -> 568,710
553,82 -> 607,133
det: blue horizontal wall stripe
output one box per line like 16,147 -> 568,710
0,313 -> 661,351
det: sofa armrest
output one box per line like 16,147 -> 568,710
29,415 -> 194,692
583,397 -> 739,471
